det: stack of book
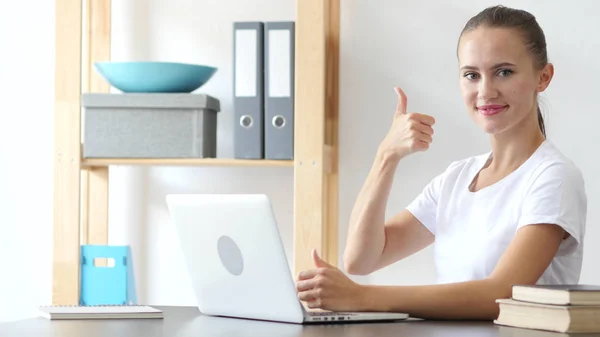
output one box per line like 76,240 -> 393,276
495,284 -> 600,333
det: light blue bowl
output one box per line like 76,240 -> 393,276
94,61 -> 217,93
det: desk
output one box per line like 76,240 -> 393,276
0,306 -> 598,337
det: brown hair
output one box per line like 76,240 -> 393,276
459,5 -> 548,137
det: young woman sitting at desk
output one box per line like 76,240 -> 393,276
295,5 -> 587,320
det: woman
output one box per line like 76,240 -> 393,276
295,5 -> 587,320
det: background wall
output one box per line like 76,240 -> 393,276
1,0 -> 598,320
0,0 -> 54,321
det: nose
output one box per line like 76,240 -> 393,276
477,76 -> 498,100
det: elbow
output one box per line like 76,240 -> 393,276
482,277 -> 517,319
343,256 -> 372,276
345,264 -> 370,276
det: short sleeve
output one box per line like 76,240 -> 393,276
406,171 -> 445,235
517,162 -> 587,256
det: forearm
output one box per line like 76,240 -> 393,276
361,278 -> 510,320
344,150 -> 401,273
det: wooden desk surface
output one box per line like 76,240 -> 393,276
0,306 -> 598,337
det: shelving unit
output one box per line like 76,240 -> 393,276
53,0 -> 339,305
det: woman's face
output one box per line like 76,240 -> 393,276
457,27 -> 553,135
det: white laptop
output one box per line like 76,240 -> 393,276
165,193 -> 409,324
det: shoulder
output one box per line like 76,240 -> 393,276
517,140 -> 587,235
516,141 -> 587,256
526,140 -> 586,191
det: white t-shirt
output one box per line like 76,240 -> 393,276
406,140 -> 587,285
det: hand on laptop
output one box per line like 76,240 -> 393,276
295,248 -> 368,312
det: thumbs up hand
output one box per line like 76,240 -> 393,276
295,249 -> 368,312
311,248 -> 333,268
378,87 -> 436,160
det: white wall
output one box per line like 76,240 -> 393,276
0,0 -> 54,321
1,0 -> 599,320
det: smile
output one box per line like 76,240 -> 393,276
477,105 -> 508,116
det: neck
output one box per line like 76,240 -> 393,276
487,110 -> 546,174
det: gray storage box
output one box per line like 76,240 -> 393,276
82,93 -> 220,158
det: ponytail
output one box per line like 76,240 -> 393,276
537,105 -> 546,138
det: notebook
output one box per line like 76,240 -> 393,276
38,305 -> 163,320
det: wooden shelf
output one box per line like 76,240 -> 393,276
81,158 -> 294,167
53,0 -> 339,305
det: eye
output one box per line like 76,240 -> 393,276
497,68 -> 513,77
463,72 -> 479,80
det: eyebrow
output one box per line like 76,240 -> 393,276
460,62 -> 516,71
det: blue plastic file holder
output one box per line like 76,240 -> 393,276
80,245 -> 138,306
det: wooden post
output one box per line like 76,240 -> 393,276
54,0 -> 112,305
81,0 -> 111,247
53,0 -> 83,305
324,0 -> 340,268
294,0 -> 340,276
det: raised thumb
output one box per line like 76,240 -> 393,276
394,86 -> 407,116
312,248 -> 331,268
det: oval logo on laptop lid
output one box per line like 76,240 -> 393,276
217,235 -> 244,276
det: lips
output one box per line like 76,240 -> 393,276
477,104 -> 507,116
